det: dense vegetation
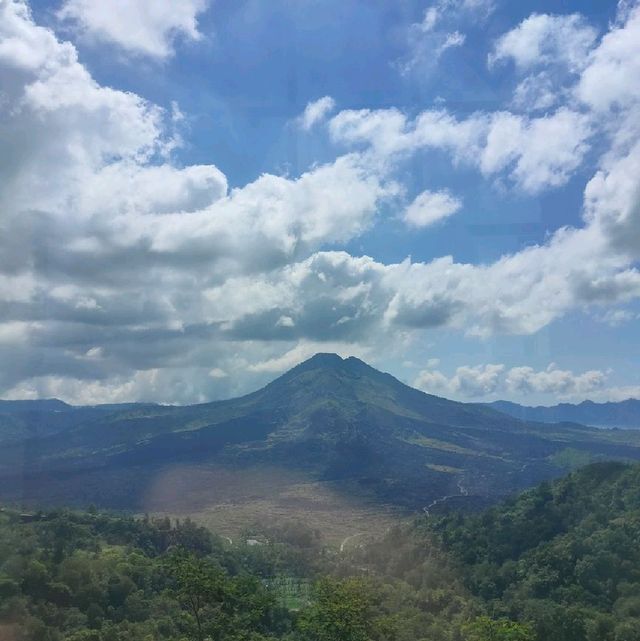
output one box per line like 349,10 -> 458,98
425,462 -> 640,641
0,506 -> 480,641
3,462 -> 640,640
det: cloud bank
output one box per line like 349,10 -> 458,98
1,1 -> 640,403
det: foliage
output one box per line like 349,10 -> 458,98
297,577 -> 388,641
0,509 -> 293,641
426,462 -> 640,641
0,506 -> 481,641
4,461 -> 640,641
464,616 -> 534,641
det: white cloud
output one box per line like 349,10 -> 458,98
415,363 -> 504,397
489,13 -> 598,72
505,364 -> 606,397
403,189 -> 462,228
437,31 -> 466,55
576,4 -> 640,112
481,108 -> 593,193
58,0 -> 209,59
77,163 -> 228,216
396,0 -> 492,76
415,0 -> 495,33
595,308 -> 639,327
415,362 -> 607,400
331,107 -> 593,194
298,96 -> 336,130
330,108 -> 410,156
2,1 -> 640,404
2,368 -> 213,405
511,72 -> 558,111
488,13 -> 599,115
589,385 -> 640,403
418,7 -> 440,33
0,1 -> 400,401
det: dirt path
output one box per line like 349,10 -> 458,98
339,532 -> 367,553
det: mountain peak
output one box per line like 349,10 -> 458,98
286,353 -> 383,379
264,353 -> 394,395
300,352 -> 345,368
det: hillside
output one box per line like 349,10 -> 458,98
487,399 -> 640,429
2,355 -> 640,528
423,461 -> 640,641
0,502 -> 487,641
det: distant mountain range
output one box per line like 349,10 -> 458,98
0,398 -> 158,442
486,399 -> 640,429
2,354 -> 640,515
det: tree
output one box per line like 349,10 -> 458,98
464,616 -> 534,641
297,577 -> 376,641
164,550 -> 225,641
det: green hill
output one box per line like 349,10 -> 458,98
424,462 -> 640,641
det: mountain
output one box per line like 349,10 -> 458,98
0,398 -> 71,412
488,398 -> 640,429
0,398 -> 158,444
2,354 -> 640,517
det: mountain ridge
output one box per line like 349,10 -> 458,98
487,398 -> 640,429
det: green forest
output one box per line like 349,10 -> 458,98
2,462 -> 639,641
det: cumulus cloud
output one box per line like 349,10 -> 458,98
0,1 -> 398,401
330,107 -> 593,194
298,96 -> 337,130
2,1 -> 640,404
505,365 -> 606,397
489,13 -> 598,72
415,363 -> 504,397
58,0 -> 209,58
589,385 -> 640,403
511,72 -> 558,111
403,190 -> 462,227
414,362 -> 607,400
488,13 -> 600,114
576,4 -> 640,112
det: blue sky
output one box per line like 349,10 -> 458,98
1,0 -> 640,405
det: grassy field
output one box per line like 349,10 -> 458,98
144,463 -> 403,547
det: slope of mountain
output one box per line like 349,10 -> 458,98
0,398 -> 158,444
2,354 -> 640,516
488,398 -> 640,429
425,461 -> 640,641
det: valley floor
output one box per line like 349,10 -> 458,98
143,463 -> 403,547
